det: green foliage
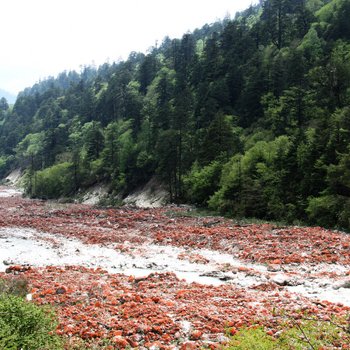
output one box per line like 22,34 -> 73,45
184,161 -> 222,206
16,133 -> 45,158
315,0 -> 350,40
209,136 -> 293,220
0,155 -> 14,179
155,129 -> 179,199
226,316 -> 349,350
0,294 -> 63,350
307,0 -> 330,13
226,327 -> 277,350
15,132 -> 45,171
306,194 -> 342,227
0,97 -> 9,111
27,162 -> 74,199
278,317 -> 346,349
81,121 -> 104,162
1,0 -> 350,229
198,113 -> 242,165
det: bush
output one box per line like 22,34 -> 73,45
226,315 -> 350,350
208,136 -> 293,220
306,194 -> 343,228
278,318 -> 345,349
183,161 -> 222,206
226,327 -> 278,349
27,162 -> 75,199
0,155 -> 15,179
0,294 -> 63,349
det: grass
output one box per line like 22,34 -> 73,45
226,327 -> 278,350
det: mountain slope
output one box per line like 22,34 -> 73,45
0,0 -> 350,230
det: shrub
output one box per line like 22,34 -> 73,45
28,162 -> 74,199
0,155 -> 14,179
226,327 -> 278,349
306,194 -> 343,228
226,315 -> 350,350
183,160 -> 222,206
278,317 -> 347,349
0,294 -> 63,349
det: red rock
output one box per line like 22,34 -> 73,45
180,342 -> 198,350
5,265 -> 31,274
111,330 -> 123,337
55,286 -> 67,294
271,259 -> 282,265
161,333 -> 172,343
190,330 -> 202,340
1,193 -> 350,348
113,336 -> 128,348
128,339 -> 139,347
229,327 -> 237,336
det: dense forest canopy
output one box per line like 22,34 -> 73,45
1,0 -> 350,230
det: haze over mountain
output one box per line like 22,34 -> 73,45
0,89 -> 16,104
0,0 -> 258,95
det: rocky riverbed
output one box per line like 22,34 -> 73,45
0,185 -> 349,348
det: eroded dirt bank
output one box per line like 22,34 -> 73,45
0,185 -> 350,348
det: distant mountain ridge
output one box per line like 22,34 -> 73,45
0,89 -> 16,104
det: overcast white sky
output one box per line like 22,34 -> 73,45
1,0 -> 258,95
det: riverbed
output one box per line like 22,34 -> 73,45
1,185 -> 349,348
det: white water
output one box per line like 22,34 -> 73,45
0,187 -> 349,306
0,187 -> 22,197
0,226 -> 350,306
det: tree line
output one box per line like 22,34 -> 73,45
1,0 -> 350,229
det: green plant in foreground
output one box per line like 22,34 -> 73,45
0,294 -> 63,350
278,316 -> 348,350
226,327 -> 278,350
226,315 -> 350,350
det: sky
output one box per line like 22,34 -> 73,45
1,0 -> 258,95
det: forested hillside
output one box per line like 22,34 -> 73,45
1,0 -> 350,229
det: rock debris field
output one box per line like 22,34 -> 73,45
0,185 -> 350,349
